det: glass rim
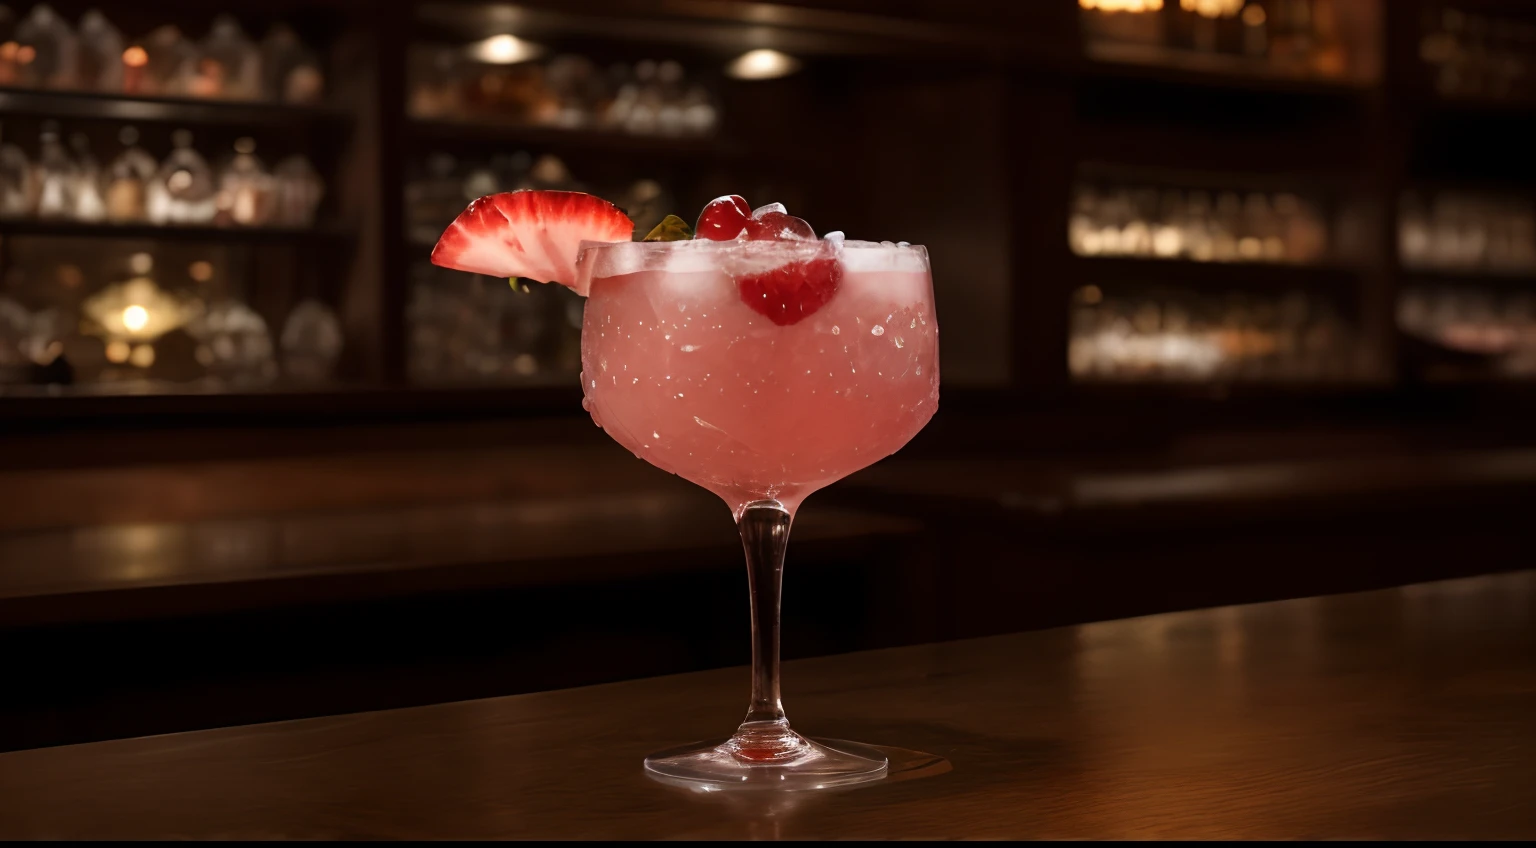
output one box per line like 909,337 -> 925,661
575,238 -> 930,286
577,238 -> 927,254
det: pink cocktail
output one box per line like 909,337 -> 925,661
578,239 -> 938,517
432,189 -> 939,790
579,237 -> 938,789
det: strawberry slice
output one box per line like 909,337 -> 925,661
737,252 -> 843,326
431,190 -> 633,295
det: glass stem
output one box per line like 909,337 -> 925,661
721,499 -> 807,762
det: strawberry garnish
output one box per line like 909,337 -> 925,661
431,190 -> 633,295
737,252 -> 843,326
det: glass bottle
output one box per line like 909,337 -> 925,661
148,129 -> 216,225
271,154 -> 324,227
187,298 -> 276,386
104,125 -> 156,222
33,122 -> 76,219
140,24 -> 194,97
76,9 -> 123,93
282,51 -> 324,105
0,123 -> 33,218
0,6 -> 18,87
258,24 -> 308,102
14,3 -> 78,89
214,137 -> 274,227
279,299 -> 343,383
193,15 -> 260,100
69,132 -> 106,222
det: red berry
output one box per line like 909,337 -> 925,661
737,254 -> 843,325
695,195 -> 751,241
746,210 -> 815,241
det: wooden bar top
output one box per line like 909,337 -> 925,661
1,571 -> 1533,840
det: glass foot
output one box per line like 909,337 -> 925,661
644,734 -> 889,792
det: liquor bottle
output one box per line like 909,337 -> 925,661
192,15 -> 260,99
260,23 -> 321,103
76,9 -> 123,92
33,122 -> 76,219
104,125 -> 156,222
14,3 -> 78,89
0,122 -> 33,218
69,132 -> 106,221
140,25 -> 195,96
214,137 -> 274,227
271,154 -> 324,227
279,299 -> 343,383
148,129 -> 216,224
0,6 -> 17,86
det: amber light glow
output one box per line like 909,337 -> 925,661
122,305 -> 150,333
1080,0 -> 1164,11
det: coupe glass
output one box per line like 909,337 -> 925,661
576,237 -> 939,790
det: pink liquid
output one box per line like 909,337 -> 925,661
579,239 -> 939,516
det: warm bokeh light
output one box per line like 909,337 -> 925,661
189,261 -> 214,282
129,344 -> 156,368
122,305 -> 150,333
105,341 -> 131,364
725,49 -> 801,81
468,34 -> 543,64
1081,0 -> 1164,11
122,45 -> 148,68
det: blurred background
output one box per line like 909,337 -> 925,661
1,0 -> 1534,752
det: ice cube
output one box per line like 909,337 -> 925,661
751,202 -> 787,218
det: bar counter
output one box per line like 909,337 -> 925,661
1,570 -> 1531,840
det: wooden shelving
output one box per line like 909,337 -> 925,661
405,116 -> 728,158
0,87 -> 353,128
1069,256 -> 1362,293
0,220 -> 356,244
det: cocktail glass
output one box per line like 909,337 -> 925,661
576,237 -> 939,790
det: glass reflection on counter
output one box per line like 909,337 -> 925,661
1071,182 -> 1330,264
1069,284 -> 1358,382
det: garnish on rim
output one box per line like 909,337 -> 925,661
737,251 -> 843,326
695,195 -> 839,325
431,190 -> 634,296
643,214 -> 693,242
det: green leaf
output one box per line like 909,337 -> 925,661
643,215 -> 693,242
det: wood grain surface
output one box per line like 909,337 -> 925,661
0,570 -> 1532,840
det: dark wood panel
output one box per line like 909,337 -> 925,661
0,570 -> 1531,839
